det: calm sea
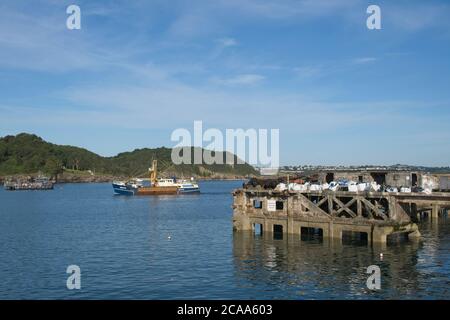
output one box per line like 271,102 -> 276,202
0,181 -> 449,299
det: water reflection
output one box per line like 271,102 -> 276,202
232,222 -> 449,299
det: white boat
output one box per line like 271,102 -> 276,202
176,179 -> 200,193
158,178 -> 200,193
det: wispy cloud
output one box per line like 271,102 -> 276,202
216,0 -> 362,20
210,37 -> 238,58
0,3 -> 135,73
386,2 -> 450,31
164,0 -> 364,39
211,74 -> 265,86
352,57 -> 377,65
217,37 -> 238,48
1,0 -> 450,164
293,66 -> 324,79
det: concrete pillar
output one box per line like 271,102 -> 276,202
373,233 -> 387,244
287,196 -> 295,234
328,221 -> 335,239
372,241 -> 387,251
432,204 -> 440,219
287,216 -> 294,234
330,224 -> 342,242
411,203 -> 418,222
321,223 -> 330,239
264,220 -> 271,235
242,216 -> 253,231
233,214 -> 252,231
366,231 -> 372,246
372,226 -> 393,244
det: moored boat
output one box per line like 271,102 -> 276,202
177,181 -> 200,193
112,160 -> 200,195
4,176 -> 54,191
112,181 -> 136,195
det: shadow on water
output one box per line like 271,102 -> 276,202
231,229 -> 440,299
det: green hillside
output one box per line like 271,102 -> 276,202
0,133 -> 258,178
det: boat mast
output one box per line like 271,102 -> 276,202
149,160 -> 158,184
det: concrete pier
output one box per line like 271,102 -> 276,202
232,189 -> 450,244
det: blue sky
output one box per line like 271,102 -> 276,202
1,0 -> 450,166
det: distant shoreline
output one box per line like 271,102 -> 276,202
0,173 -> 249,185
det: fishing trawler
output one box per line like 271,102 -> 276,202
111,179 -> 142,195
112,160 -> 200,195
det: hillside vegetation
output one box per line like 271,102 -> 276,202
0,133 -> 258,179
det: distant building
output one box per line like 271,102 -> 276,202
318,169 -> 440,190
436,174 -> 450,192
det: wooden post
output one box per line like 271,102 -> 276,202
357,197 -> 362,217
328,194 -> 334,216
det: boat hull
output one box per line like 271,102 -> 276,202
135,186 -> 179,195
112,183 -> 136,195
178,187 -> 200,193
112,182 -> 200,195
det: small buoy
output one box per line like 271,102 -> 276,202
380,253 -> 383,259
167,235 -> 172,240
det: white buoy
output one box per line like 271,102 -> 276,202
380,253 -> 383,260
168,235 -> 172,240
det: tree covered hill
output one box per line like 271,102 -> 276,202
0,133 -> 258,178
